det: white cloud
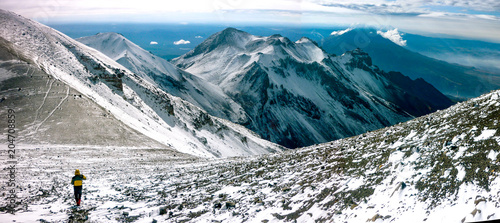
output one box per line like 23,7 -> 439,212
173,39 -> 191,45
195,36 -> 203,38
433,0 -> 500,12
150,41 -> 158,45
377,29 -> 407,46
315,0 -> 500,15
330,27 -> 353,36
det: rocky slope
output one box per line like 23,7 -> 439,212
134,89 -> 500,222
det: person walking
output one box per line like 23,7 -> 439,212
71,169 -> 86,206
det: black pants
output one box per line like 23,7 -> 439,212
74,186 -> 82,203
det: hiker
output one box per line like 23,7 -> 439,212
71,169 -> 86,206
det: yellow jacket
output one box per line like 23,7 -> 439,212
71,170 -> 86,186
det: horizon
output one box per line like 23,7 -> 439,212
1,0 -> 500,44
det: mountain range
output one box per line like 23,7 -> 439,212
172,28 -> 452,148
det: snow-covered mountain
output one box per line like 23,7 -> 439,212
322,28 -> 500,99
173,28 -> 453,148
0,10 -> 283,158
0,34 -> 169,148
76,33 -> 246,123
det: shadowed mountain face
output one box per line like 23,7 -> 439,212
173,28 -> 453,148
322,28 -> 500,99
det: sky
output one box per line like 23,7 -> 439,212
1,0 -> 500,43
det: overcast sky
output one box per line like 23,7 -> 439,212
1,0 -> 499,42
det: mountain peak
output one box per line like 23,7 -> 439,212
77,32 -> 141,61
297,37 -> 313,43
217,27 -> 251,40
178,27 -> 253,59
269,34 -> 283,38
219,27 -> 248,36
344,48 -> 373,67
96,32 -> 122,36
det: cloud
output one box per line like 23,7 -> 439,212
316,0 -> 500,19
377,29 -> 407,46
195,36 -> 203,38
330,27 -> 353,36
434,0 -> 500,12
150,41 -> 158,45
173,39 -> 191,45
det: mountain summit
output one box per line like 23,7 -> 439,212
183,27 -> 254,58
173,28 -> 453,148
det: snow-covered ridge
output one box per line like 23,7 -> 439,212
77,32 -> 247,123
173,28 -> 328,80
0,9 -> 283,157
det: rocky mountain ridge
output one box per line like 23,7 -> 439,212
173,28 -> 453,148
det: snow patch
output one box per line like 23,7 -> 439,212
474,129 -> 496,141
452,133 -> 467,144
488,150 -> 498,161
346,177 -> 365,191
405,130 -> 418,141
454,146 -> 468,160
